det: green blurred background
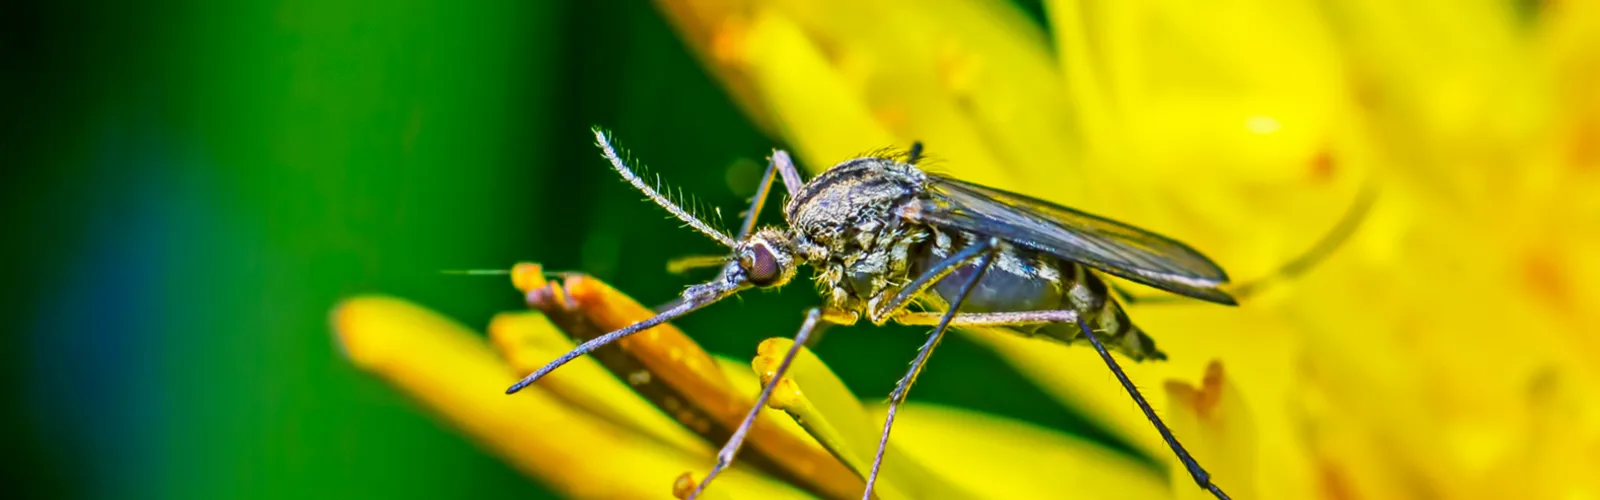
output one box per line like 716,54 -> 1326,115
5,1 -> 1118,498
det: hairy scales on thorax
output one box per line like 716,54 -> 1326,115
779,155 -> 1165,361
782,157 -> 932,312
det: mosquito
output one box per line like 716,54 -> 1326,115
507,127 -> 1355,500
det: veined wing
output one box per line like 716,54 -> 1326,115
914,175 -> 1237,305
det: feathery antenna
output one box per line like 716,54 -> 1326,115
591,127 -> 737,248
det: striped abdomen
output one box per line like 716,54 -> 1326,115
914,229 -> 1166,361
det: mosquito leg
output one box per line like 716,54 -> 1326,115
889,309 -> 1078,327
735,151 -> 780,240
688,307 -> 834,499
866,237 -> 999,324
798,309 -> 860,348
1075,319 -> 1231,500
890,308 -> 1229,500
864,245 -> 999,499
774,150 -> 805,200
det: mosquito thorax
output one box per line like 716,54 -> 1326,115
779,156 -> 933,311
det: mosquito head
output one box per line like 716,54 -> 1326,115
505,129 -> 810,397
727,228 -> 798,289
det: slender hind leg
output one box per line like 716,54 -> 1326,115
868,269 -> 1231,498
687,307 -> 836,499
892,310 -> 1233,499
1074,319 -> 1231,500
863,240 -> 1000,498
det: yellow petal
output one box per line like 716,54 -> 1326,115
488,310 -> 712,456
964,327 -> 1177,462
747,339 -> 882,483
716,354 -> 910,500
735,9 -> 901,173
331,295 -> 804,498
746,339 -> 968,499
659,0 -> 1088,192
868,402 -> 1171,500
650,0 -> 780,134
759,0 -> 1078,188
964,304 -> 1314,492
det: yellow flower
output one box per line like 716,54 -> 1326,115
332,295 -> 804,498
652,1 -> 1600,499
335,264 -> 1168,498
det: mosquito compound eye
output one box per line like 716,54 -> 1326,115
741,243 -> 783,287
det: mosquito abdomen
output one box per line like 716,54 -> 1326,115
918,231 -> 1063,319
917,230 -> 1166,361
1046,264 -> 1167,361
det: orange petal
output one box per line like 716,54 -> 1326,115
512,265 -> 866,499
487,310 -> 712,456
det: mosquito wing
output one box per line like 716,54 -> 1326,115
914,175 -> 1237,305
